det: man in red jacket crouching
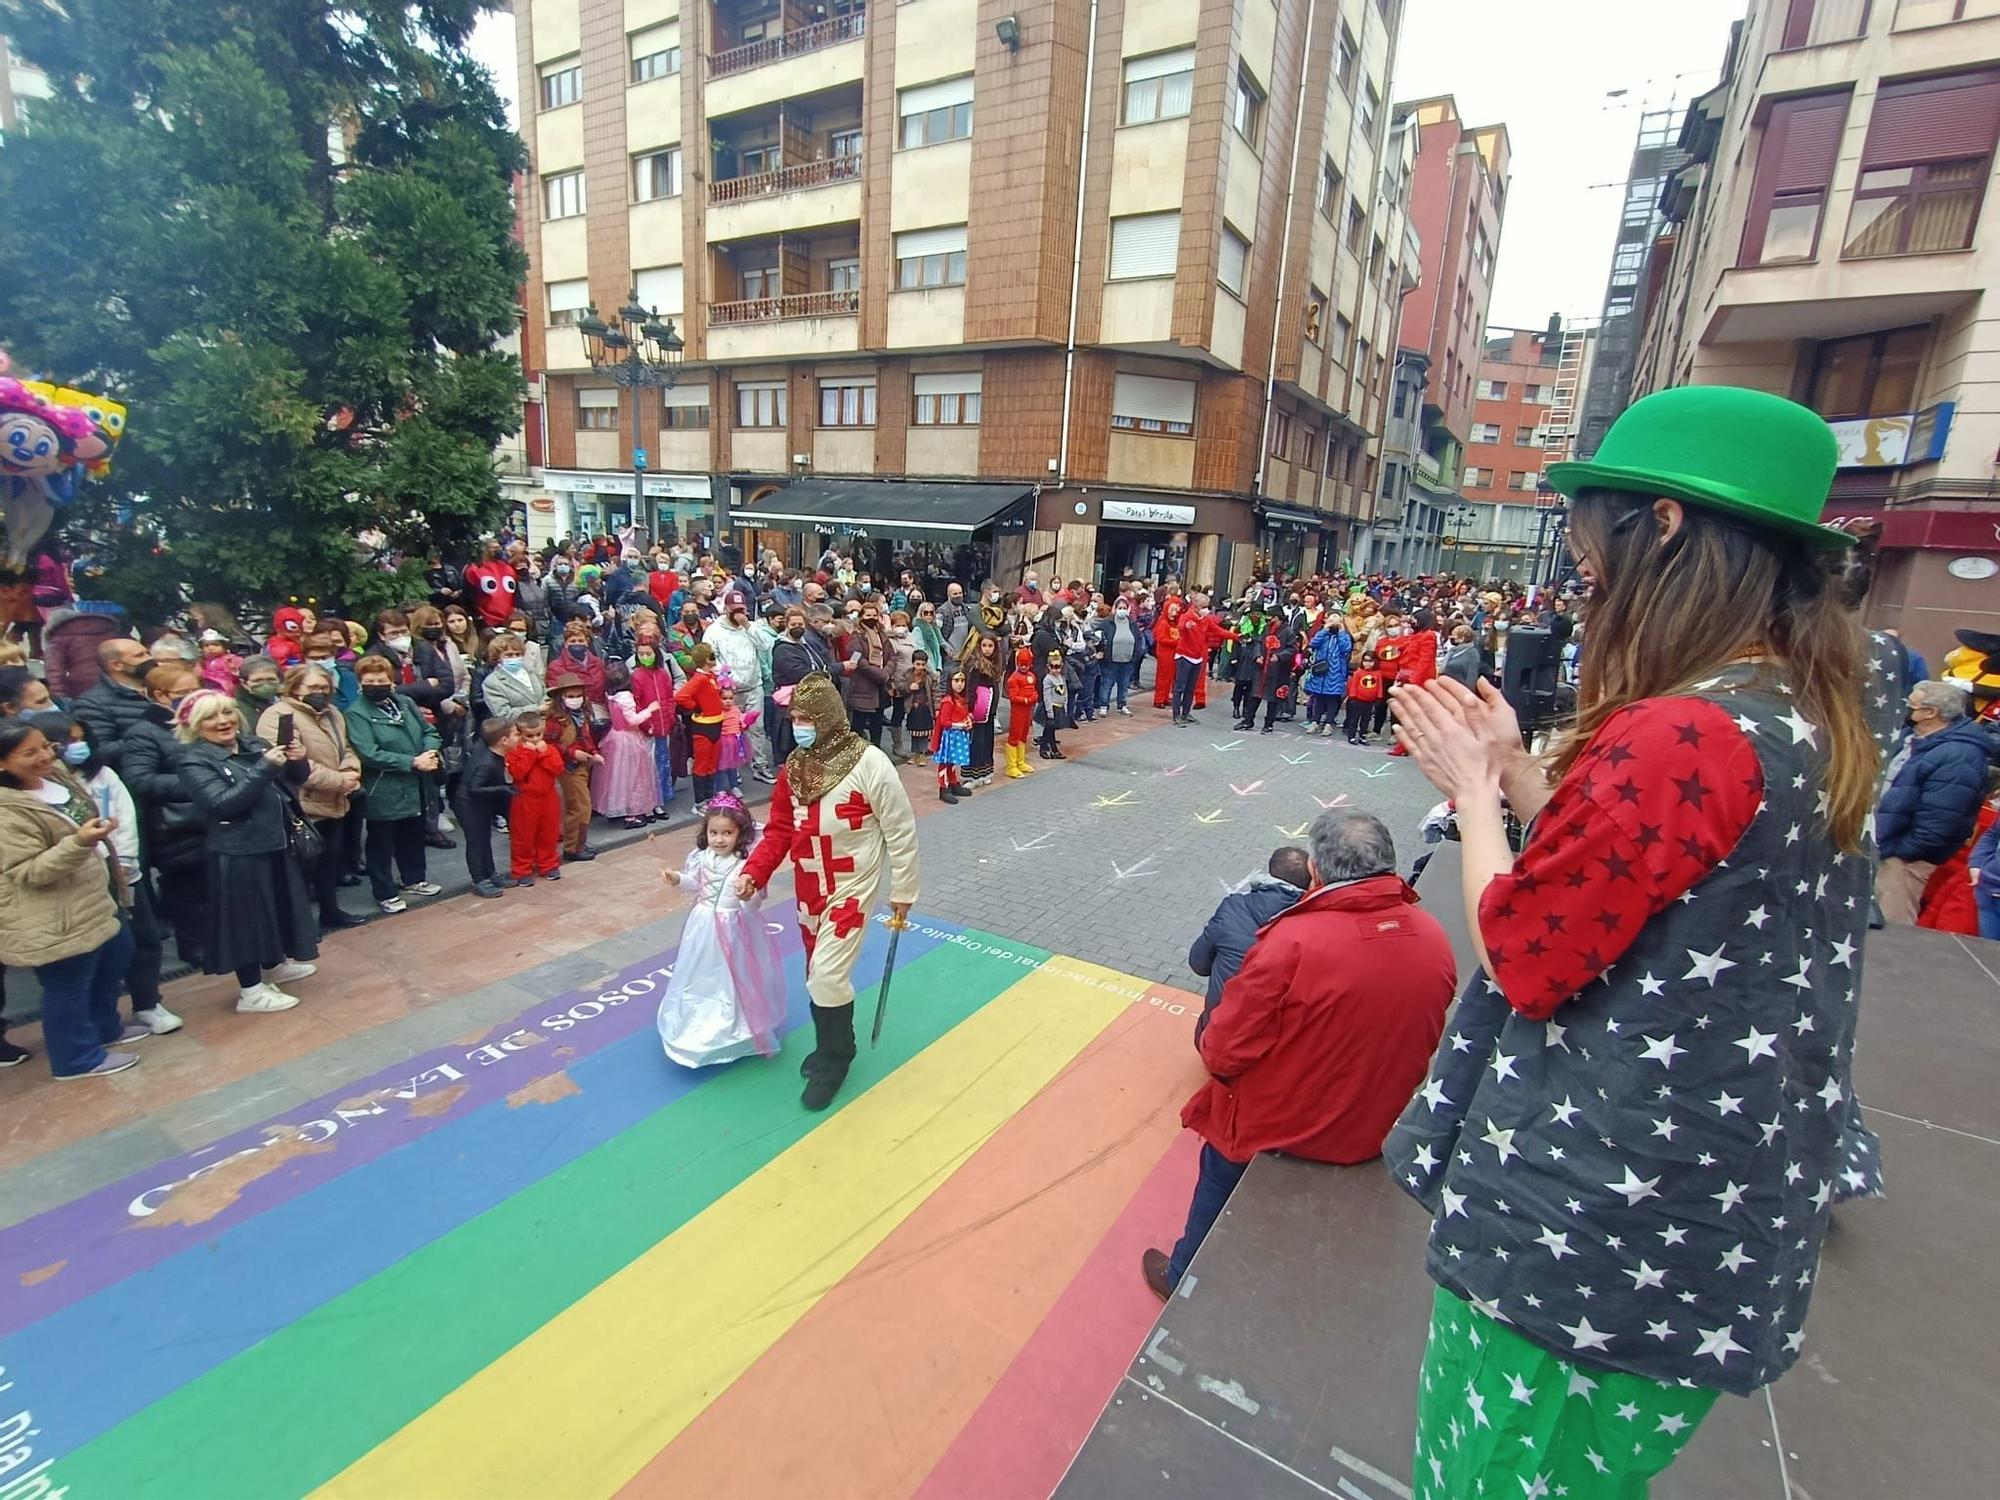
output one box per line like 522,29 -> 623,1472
1144,809 -> 1457,1297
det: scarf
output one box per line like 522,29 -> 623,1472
783,672 -> 867,804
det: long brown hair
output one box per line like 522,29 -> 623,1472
1550,489 -> 1875,852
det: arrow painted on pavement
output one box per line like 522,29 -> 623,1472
1276,822 -> 1311,838
1112,854 -> 1159,880
1159,764 -> 1188,777
1280,752 -> 1312,765
1313,793 -> 1351,809
1358,764 -> 1395,779
1091,789 -> 1139,808
1229,780 -> 1266,797
1193,809 -> 1230,825
1010,830 -> 1058,852
1210,740 -> 1243,752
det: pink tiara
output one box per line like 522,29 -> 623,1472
706,792 -> 748,813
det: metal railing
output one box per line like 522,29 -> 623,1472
708,288 -> 861,326
709,153 -> 861,205
708,13 -> 865,79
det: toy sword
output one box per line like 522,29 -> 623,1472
870,914 -> 908,1048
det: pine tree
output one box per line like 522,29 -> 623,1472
0,0 -> 527,622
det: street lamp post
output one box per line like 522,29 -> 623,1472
1530,479 -> 1568,593
1445,503 -> 1477,576
578,290 -> 684,540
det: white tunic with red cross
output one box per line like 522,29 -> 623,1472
742,743 -> 921,1009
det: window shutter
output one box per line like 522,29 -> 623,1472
899,75 -> 974,115
662,385 -> 707,409
1862,71 -> 2000,168
633,266 -> 683,314
1112,374 -> 1197,425
547,279 -> 590,314
1771,95 -> 1849,191
913,372 -> 982,396
895,225 -> 967,258
1218,228 -> 1249,294
1124,48 -> 1194,83
1109,212 -> 1182,278
631,21 -> 678,55
578,389 -> 620,409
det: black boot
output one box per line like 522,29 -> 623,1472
800,1003 -> 857,1111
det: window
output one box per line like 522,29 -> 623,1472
1318,157 -> 1342,220
1346,201 -> 1366,254
1218,225 -> 1249,296
1522,383 -> 1547,402
735,381 -> 787,428
1740,92 -> 1849,265
1481,378 -> 1508,399
1123,49 -> 1194,125
828,258 -> 861,293
895,225 -> 968,288
1335,25 -> 1358,93
1844,71 -> 2000,258
630,24 -> 680,82
1108,211 -> 1181,279
546,278 -> 590,328
1359,81 -> 1379,141
914,371 -> 982,425
1511,471 -> 1541,491
542,169 -> 585,220
900,76 -> 974,149
1514,425 -> 1538,446
633,265 -> 683,316
1232,68 -> 1265,147
1332,313 -> 1352,362
1806,325 -> 1928,420
539,59 -> 581,110
1111,373 -> 1196,436
1463,466 -> 1491,487
819,379 -> 877,427
739,261 -> 779,301
1269,409 -> 1292,457
578,388 -> 619,431
831,128 -> 863,158
633,147 -> 681,202
1471,422 -> 1502,444
663,386 -> 708,430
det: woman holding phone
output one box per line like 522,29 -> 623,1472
260,663 -> 363,930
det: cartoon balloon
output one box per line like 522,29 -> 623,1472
0,375 -> 101,563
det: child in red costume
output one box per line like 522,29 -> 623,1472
505,709 -> 565,882
1003,647 -> 1039,779
266,605 -> 309,668
931,667 -> 974,803
1385,607 -> 1440,757
675,642 -> 726,810
1152,595 -> 1182,709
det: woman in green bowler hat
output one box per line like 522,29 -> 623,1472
1383,386 -> 1878,1498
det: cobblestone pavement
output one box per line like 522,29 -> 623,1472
910,706 -> 1446,989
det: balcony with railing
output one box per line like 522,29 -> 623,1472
708,12 -> 864,80
710,287 -> 860,325
711,153 -> 861,205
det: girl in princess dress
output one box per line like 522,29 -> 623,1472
590,660 -> 662,828
655,797 -> 786,1067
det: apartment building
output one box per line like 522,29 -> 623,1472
514,0 -> 1421,592
0,35 -> 49,132
1458,320 -> 1597,580
1371,94 -> 1509,572
1632,0 -> 2000,658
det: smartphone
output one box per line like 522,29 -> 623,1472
277,712 -> 295,746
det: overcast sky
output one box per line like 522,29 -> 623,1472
470,0 -> 1752,330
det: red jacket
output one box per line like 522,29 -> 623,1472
1181,874 -> 1456,1164
930,691 -> 973,752
504,741 -> 565,797
1174,610 -> 1235,663
1393,627 -> 1438,686
675,668 -> 724,724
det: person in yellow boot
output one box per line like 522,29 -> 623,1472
1004,647 -> 1038,779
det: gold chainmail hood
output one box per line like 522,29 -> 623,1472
784,672 -> 868,803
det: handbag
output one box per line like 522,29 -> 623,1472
285,809 -> 325,864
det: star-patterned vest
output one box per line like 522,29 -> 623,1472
1386,666 -> 1870,1396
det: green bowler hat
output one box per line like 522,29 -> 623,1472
1545,385 -> 1853,549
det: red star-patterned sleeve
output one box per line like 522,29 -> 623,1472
1478,696 -> 1763,1020
743,766 -> 796,890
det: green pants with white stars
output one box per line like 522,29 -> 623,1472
1413,1288 -> 1719,1499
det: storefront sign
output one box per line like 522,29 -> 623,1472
544,470 -> 712,499
1103,499 -> 1197,526
529,496 -> 556,513
1828,402 -> 1954,470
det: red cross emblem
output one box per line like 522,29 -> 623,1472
834,790 -> 872,831
792,835 -> 855,918
826,897 -> 866,938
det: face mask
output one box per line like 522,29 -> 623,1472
793,722 -> 817,748
62,741 -> 93,767
502,658 -> 527,673
634,650 -> 655,666
306,657 -> 334,669
384,635 -> 411,653
246,680 -> 280,701
891,626 -> 908,638
302,690 -> 333,711
566,642 -> 587,657
422,626 -> 444,641
562,695 -> 585,711
787,625 -> 805,639
1115,608 -> 1129,619
362,683 -> 395,702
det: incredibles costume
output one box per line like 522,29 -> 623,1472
675,666 -> 725,802
504,738 -> 565,879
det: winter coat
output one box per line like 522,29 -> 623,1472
703,619 -> 763,698
1440,641 -> 1482,689
1092,613 -> 1141,665
548,643 -> 608,704
1251,620 -> 1300,702
771,631 -> 837,694
846,626 -> 893,712
1391,627 -> 1439,686
43,610 -> 126,701
515,572 -> 552,634
0,776 -> 127,967
1183,874 -> 1454,1164
122,708 -> 208,872
72,675 -> 153,775
1876,716 -> 1997,863
475,660 -> 547,722
1302,624 -> 1352,698
177,736 -> 308,857
257,695 -> 360,821
458,740 -> 514,813
628,651 -> 685,738
1188,876 -> 1305,1039
345,694 -> 441,822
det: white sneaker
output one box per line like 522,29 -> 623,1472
402,881 -> 443,898
134,1004 -> 184,1035
264,960 -> 318,985
379,896 -> 408,914
236,983 -> 301,1014
436,812 -> 457,833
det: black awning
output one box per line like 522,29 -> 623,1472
737,479 -> 1033,537
1257,504 -> 1326,533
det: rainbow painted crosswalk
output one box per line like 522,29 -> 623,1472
0,915 -> 1206,1499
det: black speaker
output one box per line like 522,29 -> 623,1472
1501,626 -> 1560,729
